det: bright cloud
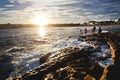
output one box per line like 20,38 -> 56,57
4,4 -> 15,7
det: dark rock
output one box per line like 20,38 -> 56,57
87,37 -> 98,41
106,65 -> 120,80
88,64 -> 104,80
72,72 -> 85,79
64,77 -> 69,80
105,40 -> 120,80
96,56 -> 110,61
21,47 -> 93,80
39,52 -> 52,63
59,70 -> 67,77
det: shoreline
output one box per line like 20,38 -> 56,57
0,24 -> 120,29
7,31 -> 120,80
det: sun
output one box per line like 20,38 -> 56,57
33,14 -> 49,26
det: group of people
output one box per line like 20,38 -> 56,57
80,26 -> 102,36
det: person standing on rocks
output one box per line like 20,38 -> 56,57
91,25 -> 96,36
84,27 -> 87,36
97,27 -> 102,38
98,27 -> 102,34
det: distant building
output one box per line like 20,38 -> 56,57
89,20 -> 116,26
115,19 -> 120,24
88,21 -> 96,25
82,22 -> 88,26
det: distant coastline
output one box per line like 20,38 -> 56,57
0,19 -> 120,29
0,24 -> 120,29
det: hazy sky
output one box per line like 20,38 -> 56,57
0,0 -> 120,24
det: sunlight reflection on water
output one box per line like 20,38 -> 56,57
38,27 -> 46,37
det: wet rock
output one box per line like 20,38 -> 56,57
59,69 -> 67,77
87,37 -> 98,41
39,52 -> 52,63
88,64 -> 104,80
84,75 -> 96,80
105,40 -> 120,80
106,65 -> 120,80
20,47 -> 94,80
72,72 -> 85,79
96,56 -> 108,61
99,32 -> 120,80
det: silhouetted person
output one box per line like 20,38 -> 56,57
84,27 -> 87,36
97,27 -> 102,39
91,25 -> 96,36
98,27 -> 102,34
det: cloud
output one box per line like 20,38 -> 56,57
53,0 -> 120,21
0,8 -> 7,11
0,0 -> 120,23
4,4 -> 15,7
9,0 -> 32,3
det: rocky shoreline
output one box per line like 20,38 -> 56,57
8,32 -> 120,80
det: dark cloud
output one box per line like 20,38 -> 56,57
0,0 -> 32,11
50,0 -> 120,19
0,0 -> 11,7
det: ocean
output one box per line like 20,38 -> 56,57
0,26 -> 119,79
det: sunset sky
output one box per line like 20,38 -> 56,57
0,0 -> 120,24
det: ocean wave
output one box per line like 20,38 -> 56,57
33,39 -> 48,44
6,46 -> 25,53
0,54 -> 14,80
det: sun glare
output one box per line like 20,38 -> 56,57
33,14 -> 49,26
38,27 -> 46,37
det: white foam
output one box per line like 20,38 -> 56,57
79,42 -> 90,47
98,58 -> 113,67
92,44 -> 112,67
9,51 -> 41,76
6,46 -> 25,53
102,30 -> 108,33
